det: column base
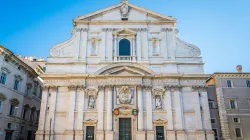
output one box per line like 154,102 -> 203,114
75,130 -> 84,140
196,130 -> 206,140
136,131 -> 146,140
206,130 -> 216,140
105,131 -> 114,140
167,130 -> 176,140
176,130 -> 186,140
146,131 -> 154,140
96,131 -> 104,140
64,130 -> 74,140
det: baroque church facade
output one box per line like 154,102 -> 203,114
36,0 -> 215,140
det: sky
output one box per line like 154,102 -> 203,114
0,0 -> 249,74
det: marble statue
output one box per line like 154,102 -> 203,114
88,96 -> 95,108
155,96 -> 162,109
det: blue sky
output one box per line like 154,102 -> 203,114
0,0 -> 249,74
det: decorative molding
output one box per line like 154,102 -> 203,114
10,98 -> 20,106
83,119 -> 98,125
153,119 -> 167,125
142,85 -> 152,91
68,85 -> 77,91
0,93 -> 7,101
14,74 -> 23,81
165,85 -> 181,92
1,67 -> 11,73
75,28 -> 88,32
117,86 -> 133,104
26,83 -> 33,88
161,28 -> 173,32
41,86 -> 49,91
152,88 -> 165,97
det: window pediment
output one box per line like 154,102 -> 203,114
114,29 -> 136,36
0,93 -> 6,101
10,98 -> 19,106
1,67 -> 11,74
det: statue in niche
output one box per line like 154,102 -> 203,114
152,41 -> 160,56
88,96 -> 95,108
91,41 -> 97,55
155,95 -> 162,109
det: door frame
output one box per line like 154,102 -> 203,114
83,119 -> 97,140
153,119 -> 167,140
118,117 -> 133,140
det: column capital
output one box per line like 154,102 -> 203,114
165,85 -> 181,92
191,85 -> 206,92
75,28 -> 88,32
161,28 -> 174,32
142,85 -> 152,91
41,86 -> 49,91
50,86 -> 58,92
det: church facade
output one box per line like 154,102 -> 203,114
36,0 -> 215,140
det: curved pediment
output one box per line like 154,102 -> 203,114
95,63 -> 155,76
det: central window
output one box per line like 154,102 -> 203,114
119,39 -> 131,56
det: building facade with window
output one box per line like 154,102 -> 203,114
206,66 -> 250,140
0,45 -> 44,140
36,0 -> 215,140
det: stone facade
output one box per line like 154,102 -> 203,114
206,72 -> 250,140
36,0 -> 214,140
0,45 -> 44,140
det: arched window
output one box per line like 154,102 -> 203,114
119,39 -> 131,56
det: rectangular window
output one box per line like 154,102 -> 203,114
9,105 -> 15,116
20,126 -> 24,134
211,118 -> 216,124
212,129 -> 218,137
0,73 -> 7,85
22,109 -> 26,120
30,110 -> 34,121
246,80 -> 250,88
209,101 -> 214,109
227,80 -> 232,87
233,117 -> 240,123
0,101 -> 3,113
230,100 -> 237,109
14,80 -> 20,91
26,87 -> 30,96
36,111 -> 40,123
235,128 -> 242,138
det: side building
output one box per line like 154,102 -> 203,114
206,66 -> 250,140
0,45 -> 45,140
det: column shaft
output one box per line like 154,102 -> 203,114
106,87 -> 113,131
166,89 -> 174,130
174,88 -> 184,130
195,91 -> 203,130
137,87 -> 144,130
146,89 -> 153,130
76,90 -> 85,130
97,88 -> 104,130
136,30 -> 142,61
67,89 -> 76,131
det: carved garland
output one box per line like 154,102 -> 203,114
153,119 -> 167,126
83,119 -> 98,125
10,98 -> 20,106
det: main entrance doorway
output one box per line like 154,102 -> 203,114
156,126 -> 165,140
86,126 -> 95,140
119,118 -> 132,140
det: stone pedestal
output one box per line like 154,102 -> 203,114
206,130 -> 216,140
96,131 -> 104,140
75,130 -> 84,140
167,130 -> 176,140
196,130 -> 206,140
146,131 -> 154,140
136,131 -> 146,140
64,130 -> 74,140
35,131 -> 44,140
176,130 -> 186,140
105,131 -> 114,140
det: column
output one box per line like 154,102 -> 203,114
142,29 -> 149,61
65,85 -> 77,140
101,28 -> 107,61
113,34 -> 117,61
75,85 -> 85,140
165,87 -> 175,140
105,86 -> 114,140
167,28 -> 176,60
107,29 -> 113,61
173,86 -> 186,140
36,87 -> 49,140
136,86 -> 145,140
96,86 -> 104,140
161,28 -> 168,61
201,87 -> 215,140
80,28 -> 88,61
193,86 -> 205,140
145,87 -> 154,140
136,29 -> 142,61
132,37 -> 136,61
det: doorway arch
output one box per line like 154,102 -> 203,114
119,39 -> 131,56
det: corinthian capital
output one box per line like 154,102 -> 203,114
165,85 -> 181,92
50,86 -> 58,92
68,85 -> 77,91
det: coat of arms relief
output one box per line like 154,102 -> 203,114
117,86 -> 134,105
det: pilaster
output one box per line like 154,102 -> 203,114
192,86 -> 203,130
78,28 -> 88,61
142,28 -> 148,61
161,28 -> 169,60
48,86 -> 58,138
166,28 -> 176,60
76,85 -> 85,139
65,85 -> 77,139
106,85 -> 113,131
101,28 -> 107,61
216,87 -> 231,140
136,29 -> 142,61
97,86 -> 104,131
172,86 -> 184,130
137,86 -> 144,131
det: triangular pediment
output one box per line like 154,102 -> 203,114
74,2 -> 176,23
109,67 -> 145,76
